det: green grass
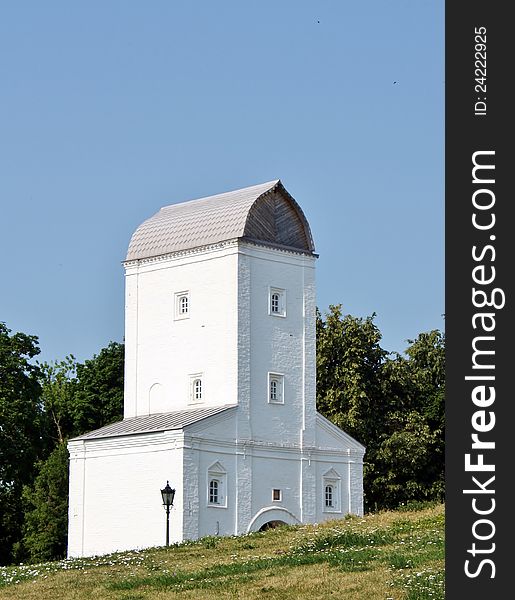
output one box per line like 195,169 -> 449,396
0,503 -> 444,600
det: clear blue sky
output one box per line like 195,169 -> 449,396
0,1 -> 444,364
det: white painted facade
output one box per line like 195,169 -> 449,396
123,242 -> 241,418
68,180 -> 365,557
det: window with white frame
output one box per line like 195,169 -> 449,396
174,291 -> 190,319
268,287 -> 286,317
272,488 -> 282,502
268,373 -> 284,404
193,378 -> 202,400
325,484 -> 334,508
209,479 -> 219,504
271,292 -> 280,313
189,374 -> 203,403
322,469 -> 342,513
207,462 -> 227,508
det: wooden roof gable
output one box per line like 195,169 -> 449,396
125,180 -> 315,261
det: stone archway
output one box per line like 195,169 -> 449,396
247,507 -> 301,533
258,520 -> 288,532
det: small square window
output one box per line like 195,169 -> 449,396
272,489 -> 282,502
268,287 -> 286,317
174,291 -> 190,320
268,373 -> 284,404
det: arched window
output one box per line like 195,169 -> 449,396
179,295 -> 189,314
270,379 -> 278,402
323,469 -> 342,513
268,287 -> 286,317
209,479 -> 219,504
193,378 -> 202,400
174,291 -> 190,320
271,293 -> 280,313
268,373 -> 284,404
325,485 -> 334,508
189,374 -> 203,404
207,462 -> 227,508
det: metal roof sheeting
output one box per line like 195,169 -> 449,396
125,180 -> 314,261
71,404 -> 236,440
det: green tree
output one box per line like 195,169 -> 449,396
408,330 -> 445,500
71,341 -> 124,434
316,305 -> 387,446
370,410 -> 441,508
15,358 -> 77,563
21,443 -> 70,562
404,330 -> 445,432
371,330 -> 445,508
39,356 -> 78,445
0,323 -> 44,565
315,307 -> 445,511
316,305 -> 390,511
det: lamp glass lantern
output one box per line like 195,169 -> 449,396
160,481 -> 175,546
161,481 -> 175,508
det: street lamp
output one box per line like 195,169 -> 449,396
160,480 -> 175,546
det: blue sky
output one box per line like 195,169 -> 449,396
0,1 -> 444,364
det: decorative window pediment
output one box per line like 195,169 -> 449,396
323,468 -> 341,481
207,461 -> 227,508
208,461 -> 226,475
323,468 -> 342,513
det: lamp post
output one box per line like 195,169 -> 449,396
160,480 -> 175,546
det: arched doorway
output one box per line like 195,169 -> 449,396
247,507 -> 301,533
258,520 -> 288,532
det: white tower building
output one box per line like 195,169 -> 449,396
67,180 -> 364,557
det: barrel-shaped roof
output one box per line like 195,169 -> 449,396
125,180 -> 315,261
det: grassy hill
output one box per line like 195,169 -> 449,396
0,503 -> 444,600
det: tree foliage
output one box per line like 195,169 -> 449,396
316,305 -> 387,449
72,341 -> 124,434
39,356 -> 78,445
316,306 -> 445,511
0,323 -> 44,565
21,443 -> 70,562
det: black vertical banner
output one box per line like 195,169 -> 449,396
446,2 -> 513,597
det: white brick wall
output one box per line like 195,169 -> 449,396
241,244 -> 317,446
124,243 -> 239,418
68,433 -> 184,557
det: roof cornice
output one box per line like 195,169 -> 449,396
123,237 -> 317,270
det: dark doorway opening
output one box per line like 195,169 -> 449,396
259,520 -> 287,531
